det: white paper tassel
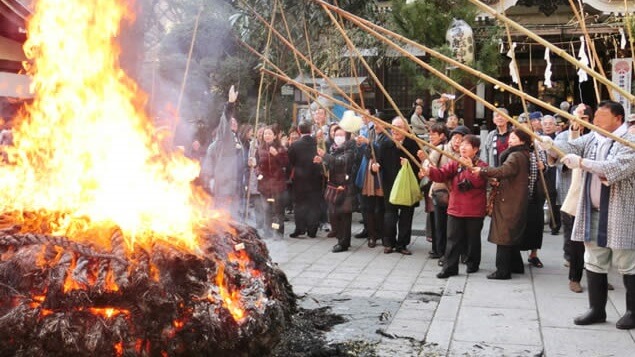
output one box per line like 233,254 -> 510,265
499,38 -> 504,53
577,36 -> 589,83
507,42 -> 519,84
620,28 -> 627,50
544,48 -> 552,88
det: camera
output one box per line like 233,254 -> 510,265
457,178 -> 473,192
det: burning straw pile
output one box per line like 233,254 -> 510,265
0,212 -> 295,356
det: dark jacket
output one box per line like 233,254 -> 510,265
257,142 -> 289,197
480,146 -> 530,246
428,159 -> 488,218
288,134 -> 322,193
322,139 -> 356,213
377,137 -> 420,206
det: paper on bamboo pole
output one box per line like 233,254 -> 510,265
544,48 -> 553,88
507,42 -> 519,84
577,36 -> 590,82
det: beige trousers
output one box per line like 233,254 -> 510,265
584,211 -> 635,275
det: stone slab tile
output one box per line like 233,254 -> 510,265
424,319 -> 454,352
536,294 -> 622,330
453,306 -> 540,346
449,341 -> 542,357
542,326 -> 635,356
461,280 -> 535,310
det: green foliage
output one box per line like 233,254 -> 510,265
390,0 -> 502,95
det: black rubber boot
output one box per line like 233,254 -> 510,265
616,274 -> 635,330
574,270 -> 607,325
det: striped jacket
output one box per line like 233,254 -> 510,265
557,128 -> 635,249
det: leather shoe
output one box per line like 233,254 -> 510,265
367,238 -> 377,248
332,244 -> 348,253
487,271 -> 511,280
289,231 -> 305,238
307,230 -> 317,238
354,229 -> 369,239
428,251 -> 442,259
436,270 -> 458,279
397,248 -> 412,255
569,281 -> 583,293
383,247 -> 394,254
466,266 -> 479,274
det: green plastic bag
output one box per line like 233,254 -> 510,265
389,160 -> 423,206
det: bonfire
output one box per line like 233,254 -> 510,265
0,0 -> 294,355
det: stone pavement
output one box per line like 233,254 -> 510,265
262,206 -> 635,356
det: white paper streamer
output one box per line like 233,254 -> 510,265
577,36 -> 589,83
507,42 -> 519,84
499,38 -> 504,53
619,28 -> 627,50
544,48 -> 552,88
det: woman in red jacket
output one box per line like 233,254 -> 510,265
257,126 -> 289,238
419,135 -> 488,278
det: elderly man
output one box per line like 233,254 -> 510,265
542,115 -> 561,235
541,100 -> 635,330
372,117 -> 420,255
483,108 -> 513,167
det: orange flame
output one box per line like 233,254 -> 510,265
114,341 -> 123,357
215,264 -> 246,322
88,307 -> 130,319
0,0 -> 212,252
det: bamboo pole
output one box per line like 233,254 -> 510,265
333,0 -> 365,109
625,1 -> 635,67
320,3 -> 428,158
260,67 -> 452,165
466,0 -> 634,103
244,0 -> 278,221
502,15 -> 557,230
239,3 -> 449,166
173,5 -> 203,134
568,0 -> 605,102
316,1 -> 635,151
311,4 -> 565,157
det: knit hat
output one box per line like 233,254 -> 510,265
529,111 -> 543,121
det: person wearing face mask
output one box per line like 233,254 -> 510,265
314,126 -> 357,252
419,135 -> 488,278
257,126 -> 289,239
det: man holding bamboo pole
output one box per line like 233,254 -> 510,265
539,100 -> 635,329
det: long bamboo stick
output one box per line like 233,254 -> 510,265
502,13 -> 557,229
316,1 -> 635,151
625,1 -> 635,69
260,67 -> 451,165
320,3 -> 428,158
238,3 -> 449,164
244,0 -> 278,221
568,0 -> 604,102
467,0 -> 634,102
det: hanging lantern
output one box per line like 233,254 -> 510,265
446,18 -> 474,66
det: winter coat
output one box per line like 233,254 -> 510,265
377,137 -> 420,207
322,140 -> 356,213
480,146 -> 530,246
257,142 -> 289,197
288,135 -> 322,194
428,159 -> 488,218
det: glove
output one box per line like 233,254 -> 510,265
561,153 -> 582,169
534,136 -> 554,151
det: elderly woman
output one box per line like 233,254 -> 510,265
420,135 -> 488,278
472,128 -> 532,280
314,126 -> 356,252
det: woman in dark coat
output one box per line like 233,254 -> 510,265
257,126 -> 289,238
314,126 -> 356,252
472,128 -> 532,280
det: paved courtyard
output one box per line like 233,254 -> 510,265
263,207 -> 635,356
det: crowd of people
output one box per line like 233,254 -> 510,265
195,87 -> 634,331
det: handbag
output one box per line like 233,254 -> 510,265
324,183 -> 346,205
389,160 -> 423,206
486,183 -> 498,216
431,188 -> 450,207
